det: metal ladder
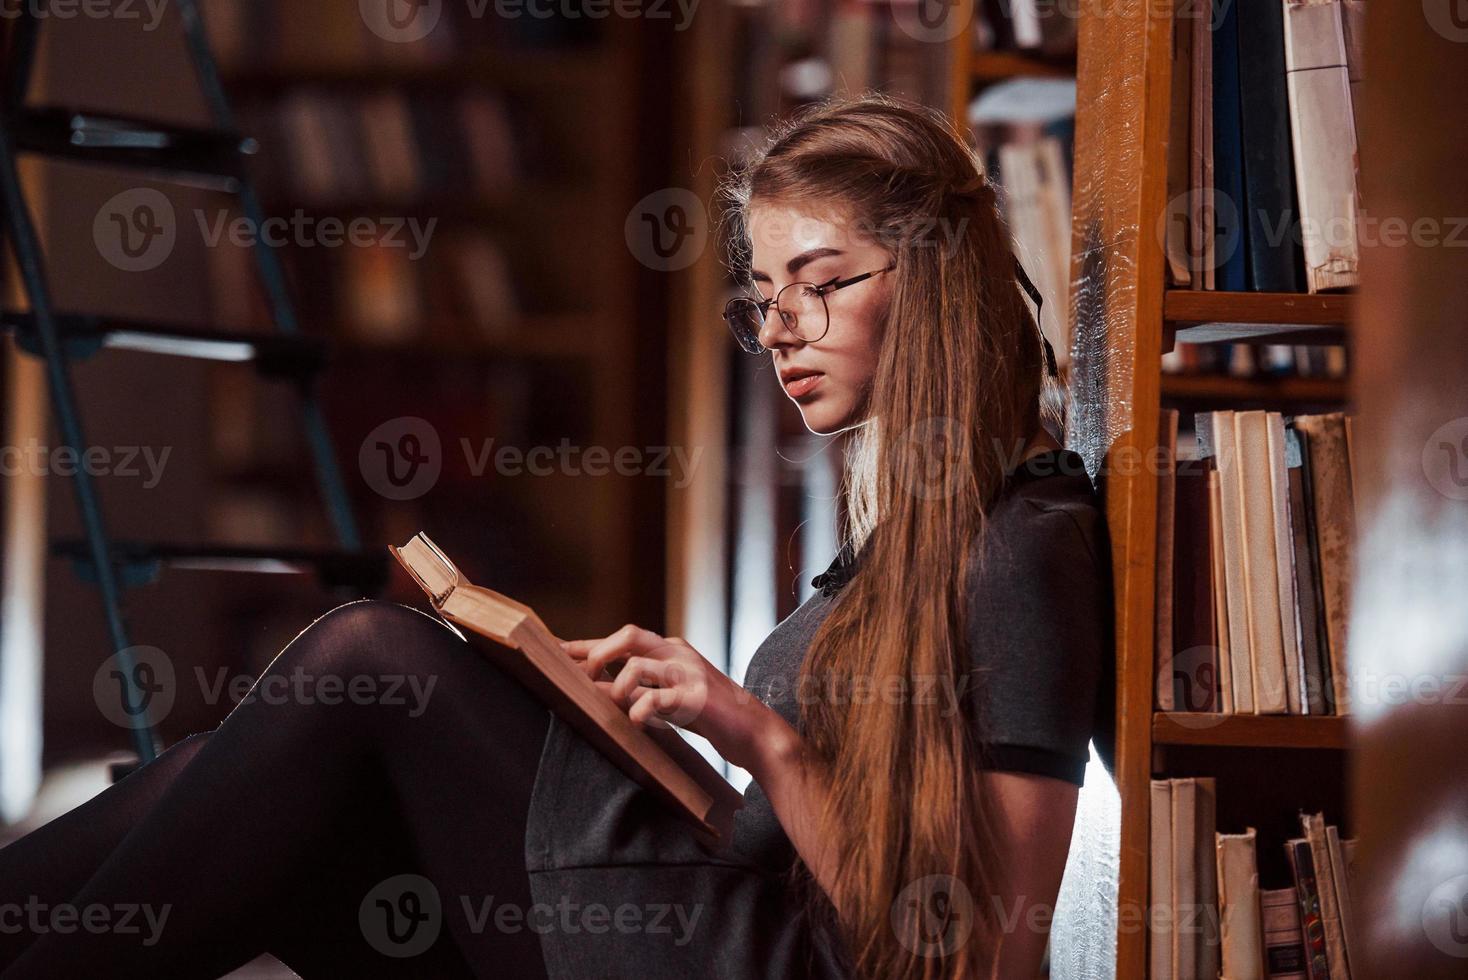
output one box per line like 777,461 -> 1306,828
0,2 -> 386,765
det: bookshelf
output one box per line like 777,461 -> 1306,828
1065,0 -> 1357,974
193,0 -> 667,671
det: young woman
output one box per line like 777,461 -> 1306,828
0,94 -> 1113,980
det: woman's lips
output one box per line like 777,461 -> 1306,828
783,372 -> 824,398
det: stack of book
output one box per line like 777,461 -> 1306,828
1162,341 -> 1349,381
1155,409 -> 1356,716
1152,777 -> 1359,980
1165,0 -> 1366,293
238,88 -> 522,208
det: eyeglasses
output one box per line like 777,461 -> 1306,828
719,256 -> 1057,379
721,264 -> 895,355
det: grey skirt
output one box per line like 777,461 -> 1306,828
522,712 -> 850,979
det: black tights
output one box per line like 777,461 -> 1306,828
0,600 -> 552,979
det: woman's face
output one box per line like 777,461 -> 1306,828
746,202 -> 893,435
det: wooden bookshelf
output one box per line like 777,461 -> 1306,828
1065,1 -> 1356,974
1153,711 -> 1350,749
969,50 -> 1075,83
1158,373 -> 1350,405
1166,289 -> 1352,344
200,9 -> 666,647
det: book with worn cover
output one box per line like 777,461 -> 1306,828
390,532 -> 745,842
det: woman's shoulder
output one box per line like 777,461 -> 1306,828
977,447 -> 1107,572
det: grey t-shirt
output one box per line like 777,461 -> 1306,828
521,446 -> 1114,978
731,447 -> 1116,873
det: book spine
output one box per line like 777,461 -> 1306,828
1152,780 -> 1176,979
1286,838 -> 1332,979
1211,0 -> 1248,291
1261,885 -> 1309,979
1236,0 -> 1302,291
1282,0 -> 1360,292
1218,829 -> 1265,980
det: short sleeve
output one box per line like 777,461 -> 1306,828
962,494 -> 1113,786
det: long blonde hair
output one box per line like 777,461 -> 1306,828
721,93 -> 1059,979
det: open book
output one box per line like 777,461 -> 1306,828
390,532 -> 744,842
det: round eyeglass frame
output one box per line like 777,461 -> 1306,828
721,264 -> 896,355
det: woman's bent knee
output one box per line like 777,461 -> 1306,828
264,599 -> 464,699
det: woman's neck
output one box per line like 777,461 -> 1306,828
1021,427 -> 1062,462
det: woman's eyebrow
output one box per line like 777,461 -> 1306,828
750,246 -> 845,283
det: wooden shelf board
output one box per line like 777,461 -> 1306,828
1166,290 -> 1352,344
222,49 -> 604,96
970,50 -> 1076,82
1159,373 -> 1349,404
1153,711 -> 1349,749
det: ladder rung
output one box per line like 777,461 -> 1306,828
9,106 -> 255,183
2,310 -> 326,379
52,540 -> 390,593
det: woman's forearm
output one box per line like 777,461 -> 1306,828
742,707 -> 845,905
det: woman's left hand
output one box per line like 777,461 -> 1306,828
559,624 -> 790,774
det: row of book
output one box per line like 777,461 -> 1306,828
993,134 -> 1073,373
1156,410 -> 1356,715
203,0 -> 598,73
969,79 -> 1078,373
1163,343 -> 1349,380
1151,778 -> 1359,980
1166,0 -> 1366,294
206,228 -> 522,346
236,89 -> 527,209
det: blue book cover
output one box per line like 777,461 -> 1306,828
1237,0 -> 1303,292
1211,0 -> 1248,291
